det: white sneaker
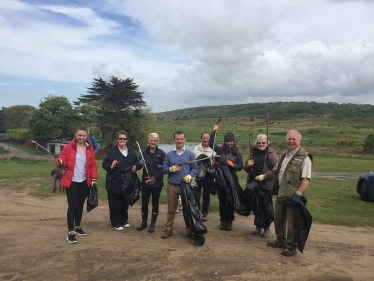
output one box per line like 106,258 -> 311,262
113,225 -> 124,231
123,223 -> 130,228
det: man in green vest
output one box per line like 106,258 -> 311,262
266,130 -> 312,257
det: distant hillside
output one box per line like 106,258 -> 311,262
155,102 -> 374,120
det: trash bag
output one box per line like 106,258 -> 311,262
278,196 -> 312,253
214,162 -> 250,216
195,154 -> 216,196
121,170 -> 142,206
252,181 -> 274,228
87,185 -> 98,212
181,181 -> 207,246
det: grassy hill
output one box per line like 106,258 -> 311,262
154,102 -> 374,157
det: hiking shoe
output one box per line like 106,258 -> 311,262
225,221 -> 233,231
281,248 -> 296,257
202,213 -> 208,222
262,227 -> 270,238
161,229 -> 173,239
74,227 -> 86,236
123,223 -> 130,228
267,240 -> 286,249
252,226 -> 261,236
219,221 -> 227,230
66,233 -> 77,244
113,225 -> 124,231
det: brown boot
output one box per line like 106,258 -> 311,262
226,221 -> 233,231
161,229 -> 173,239
219,220 -> 227,230
202,212 -> 208,222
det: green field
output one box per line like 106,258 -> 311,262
1,155 -> 373,227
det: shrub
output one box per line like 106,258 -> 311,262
6,128 -> 32,140
362,134 -> 374,153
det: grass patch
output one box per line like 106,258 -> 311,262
0,146 -> 10,154
6,142 -> 47,156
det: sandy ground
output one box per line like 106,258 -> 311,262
0,187 -> 373,281
1,143 -> 374,280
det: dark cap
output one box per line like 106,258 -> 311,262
224,132 -> 235,142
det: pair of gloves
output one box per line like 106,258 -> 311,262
169,165 -> 191,183
246,158 -> 266,182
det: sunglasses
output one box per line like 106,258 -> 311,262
118,138 -> 127,141
257,142 -> 266,145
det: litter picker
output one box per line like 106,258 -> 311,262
247,127 -> 253,152
212,118 -> 221,150
136,141 -> 152,184
177,155 -> 221,166
172,112 -> 179,133
31,140 -> 58,159
265,114 -> 274,147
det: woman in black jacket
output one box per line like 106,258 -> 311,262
136,133 -> 166,233
102,130 -> 138,230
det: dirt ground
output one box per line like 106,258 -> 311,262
1,143 -> 374,280
0,187 -> 373,281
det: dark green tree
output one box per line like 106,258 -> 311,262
29,95 -> 81,141
76,76 -> 146,145
3,105 -> 36,129
362,134 -> 374,153
0,106 -> 6,133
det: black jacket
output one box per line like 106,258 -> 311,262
136,146 -> 165,188
102,146 -> 138,194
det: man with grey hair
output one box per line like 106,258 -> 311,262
266,130 -> 312,257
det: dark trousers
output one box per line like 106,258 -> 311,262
141,186 -> 162,214
66,181 -> 89,231
217,186 -> 235,222
193,185 -> 210,214
107,191 -> 129,227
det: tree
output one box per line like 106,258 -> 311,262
29,95 -> 81,141
76,76 -> 147,145
362,134 -> 374,153
0,106 -> 6,133
3,105 -> 36,129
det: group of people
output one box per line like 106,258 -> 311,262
56,124 -> 312,257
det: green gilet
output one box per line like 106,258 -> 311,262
272,147 -> 311,198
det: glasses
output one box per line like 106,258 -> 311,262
118,138 -> 127,141
257,142 -> 266,145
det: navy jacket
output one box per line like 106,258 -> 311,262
136,146 -> 166,188
102,146 -> 138,194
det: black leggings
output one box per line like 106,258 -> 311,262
141,186 -> 162,214
66,181 -> 89,231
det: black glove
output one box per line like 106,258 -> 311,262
149,176 -> 156,185
266,158 -> 274,169
292,193 -> 301,205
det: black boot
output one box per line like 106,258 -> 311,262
148,212 -> 158,233
137,211 -> 148,231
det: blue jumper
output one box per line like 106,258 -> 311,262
163,148 -> 198,186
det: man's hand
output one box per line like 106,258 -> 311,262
139,159 -> 146,166
55,157 -> 63,166
91,179 -> 97,189
227,160 -> 234,167
255,174 -> 265,181
182,175 -> 192,183
111,160 -> 118,169
292,192 -> 302,204
213,124 -> 220,132
169,165 -> 180,173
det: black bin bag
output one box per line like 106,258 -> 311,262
87,185 -> 98,212
181,181 -> 207,246
121,169 -> 142,207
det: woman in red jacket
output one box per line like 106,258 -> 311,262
57,125 -> 98,244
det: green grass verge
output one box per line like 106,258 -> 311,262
6,142 -> 48,156
1,158 -> 373,227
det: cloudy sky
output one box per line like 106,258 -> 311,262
1,0 -> 373,112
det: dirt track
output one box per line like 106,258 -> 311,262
1,143 -> 373,280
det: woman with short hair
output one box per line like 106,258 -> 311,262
102,131 -> 138,230
136,133 -> 166,233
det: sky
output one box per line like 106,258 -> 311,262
1,0 -> 373,113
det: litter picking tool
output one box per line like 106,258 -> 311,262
265,114 -> 274,147
212,118 -> 221,150
247,127 -> 253,152
172,112 -> 179,133
177,155 -> 221,166
136,141 -> 151,184
31,140 -> 58,159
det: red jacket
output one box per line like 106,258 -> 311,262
59,138 -> 98,188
